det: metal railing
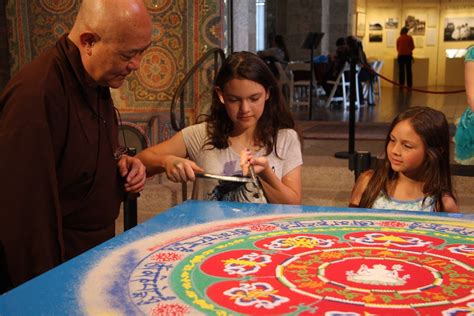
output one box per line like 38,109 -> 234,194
169,47 -> 226,202
170,47 -> 226,132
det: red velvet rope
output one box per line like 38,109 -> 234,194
364,63 -> 466,94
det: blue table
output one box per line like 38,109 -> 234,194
1,201 -> 473,315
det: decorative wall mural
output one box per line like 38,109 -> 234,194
144,0 -> 173,13
6,0 -> 225,143
39,0 -> 76,14
6,0 -> 79,72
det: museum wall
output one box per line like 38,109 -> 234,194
356,0 -> 474,87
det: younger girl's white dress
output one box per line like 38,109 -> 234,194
372,193 -> 435,212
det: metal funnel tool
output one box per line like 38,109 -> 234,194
195,172 -> 253,183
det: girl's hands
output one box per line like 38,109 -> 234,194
240,148 -> 269,176
164,156 -> 204,183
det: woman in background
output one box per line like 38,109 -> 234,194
258,34 -> 290,63
396,27 -> 415,88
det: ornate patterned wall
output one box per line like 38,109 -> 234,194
6,0 -> 225,143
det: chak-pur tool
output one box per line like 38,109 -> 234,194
195,167 -> 262,199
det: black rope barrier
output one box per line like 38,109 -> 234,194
363,63 -> 465,94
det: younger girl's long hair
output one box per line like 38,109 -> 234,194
359,106 -> 455,212
204,51 -> 296,157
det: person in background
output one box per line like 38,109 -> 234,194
321,36 -> 369,105
349,106 -> 459,213
258,34 -> 290,63
454,45 -> 474,165
0,0 -> 150,292
258,35 -> 291,106
137,52 -> 302,204
396,27 -> 415,88
319,37 -> 350,96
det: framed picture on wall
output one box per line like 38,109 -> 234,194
369,22 -> 383,31
369,33 -> 383,42
444,17 -> 474,41
356,12 -> 366,37
405,15 -> 426,36
385,18 -> 399,29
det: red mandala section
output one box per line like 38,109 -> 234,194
344,231 -> 445,250
254,233 -> 347,254
322,257 -> 435,291
280,247 -> 472,307
200,250 -> 291,278
150,303 -> 189,316
197,232 -> 473,315
206,279 -> 316,315
426,243 -> 474,263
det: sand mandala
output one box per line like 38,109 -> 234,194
80,213 -> 474,315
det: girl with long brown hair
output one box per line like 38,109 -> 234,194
350,106 -> 459,212
137,52 -> 302,204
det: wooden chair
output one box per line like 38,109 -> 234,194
274,62 -> 292,108
288,62 -> 317,111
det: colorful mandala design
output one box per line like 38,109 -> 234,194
81,213 -> 474,315
136,46 -> 176,91
39,0 -> 75,14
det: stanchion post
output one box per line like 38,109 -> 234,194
301,32 -> 324,120
124,147 -> 138,231
353,151 -> 372,180
335,55 -> 357,160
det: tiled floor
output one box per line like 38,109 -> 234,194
116,86 -> 473,234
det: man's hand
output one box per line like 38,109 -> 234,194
117,155 -> 146,193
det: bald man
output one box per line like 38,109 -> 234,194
0,0 -> 152,292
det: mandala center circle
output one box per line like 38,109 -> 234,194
277,247 -> 471,307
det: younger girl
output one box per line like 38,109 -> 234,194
350,106 -> 459,212
137,52 -> 302,204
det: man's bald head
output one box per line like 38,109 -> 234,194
68,0 -> 152,88
70,0 -> 152,43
